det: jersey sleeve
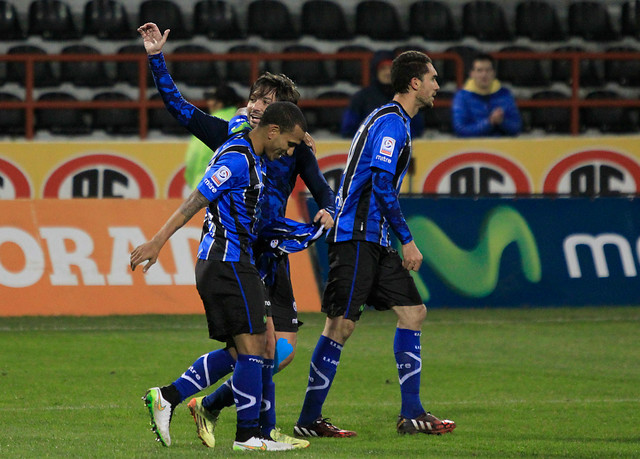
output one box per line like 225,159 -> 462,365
372,168 -> 412,244
295,143 -> 336,215
196,152 -> 248,202
368,116 -> 408,174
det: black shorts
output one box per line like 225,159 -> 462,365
266,256 -> 300,333
195,259 -> 267,342
321,241 -> 422,321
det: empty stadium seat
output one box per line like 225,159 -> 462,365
193,0 -> 244,39
551,46 -> 604,87
171,44 -> 221,87
409,1 -> 460,40
621,1 -> 640,38
60,45 -> 113,87
529,90 -> 572,133
28,0 -> 80,39
36,91 -> 91,135
139,0 -> 191,38
442,45 -> 480,85
497,46 -> 549,87
225,44 -> 267,84
247,0 -> 299,39
355,0 -> 406,40
335,45 -> 373,85
92,91 -> 139,135
312,90 -> 349,133
281,45 -> 332,86
301,0 -> 352,40
515,0 -> 565,41
0,92 -> 25,136
0,0 -> 25,39
148,93 -> 190,135
83,0 -> 134,39
582,90 -> 638,133
568,1 -> 618,41
6,45 -> 58,87
462,0 -> 512,41
604,46 -> 640,86
116,44 -> 155,87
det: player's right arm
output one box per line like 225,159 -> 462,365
139,23 -> 229,150
130,189 -> 209,273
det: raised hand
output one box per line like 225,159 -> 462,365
137,22 -> 170,55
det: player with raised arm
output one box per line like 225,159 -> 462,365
293,51 -> 457,438
131,100 -> 308,451
136,22 -> 334,449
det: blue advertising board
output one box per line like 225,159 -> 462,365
307,196 -> 640,307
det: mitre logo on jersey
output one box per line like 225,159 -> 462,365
423,152 -> 531,196
43,154 -> 155,198
212,166 -> 231,186
380,137 -> 395,157
543,150 -> 640,196
0,157 -> 32,198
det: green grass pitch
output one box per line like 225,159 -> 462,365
0,306 -> 638,458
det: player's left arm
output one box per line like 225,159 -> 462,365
296,143 -> 336,229
130,189 -> 209,273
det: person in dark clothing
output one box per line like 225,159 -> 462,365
341,50 -> 425,139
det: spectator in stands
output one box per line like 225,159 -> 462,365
341,50 -> 425,139
184,85 -> 243,189
451,53 -> 521,137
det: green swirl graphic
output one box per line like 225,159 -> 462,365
405,206 -> 541,299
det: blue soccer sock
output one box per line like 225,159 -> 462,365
232,354 -> 263,431
297,335 -> 342,426
202,379 -> 234,412
171,348 -> 235,402
260,359 -> 276,437
394,328 -> 425,419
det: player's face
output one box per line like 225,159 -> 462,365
246,89 -> 277,129
264,124 -> 306,161
416,63 -> 440,109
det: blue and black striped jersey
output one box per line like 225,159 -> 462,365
328,101 -> 413,247
196,133 -> 264,262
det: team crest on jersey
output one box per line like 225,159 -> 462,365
380,137 -> 395,157
212,166 -> 232,186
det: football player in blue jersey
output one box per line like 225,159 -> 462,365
130,100 -> 308,451
135,22 -> 334,449
293,51 -> 457,438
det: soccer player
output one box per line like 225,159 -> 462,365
135,22 -> 334,448
293,51 -> 457,438
130,100 -> 308,451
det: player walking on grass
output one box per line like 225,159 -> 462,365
293,51 -> 457,438
135,22 -> 334,449
130,100 -> 308,452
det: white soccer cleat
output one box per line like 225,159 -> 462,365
233,435 -> 295,451
142,387 -> 174,446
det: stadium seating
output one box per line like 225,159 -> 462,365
462,0 -> 513,41
515,0 -> 566,41
550,46 -> 605,87
0,92 -> 25,136
28,0 -> 80,39
116,44 -> 155,87
582,90 -> 638,133
568,1 -> 619,41
171,44 -> 221,87
621,1 -> 640,38
301,0 -> 352,40
497,45 -> 549,87
424,90 -> 454,133
247,0 -> 299,39
6,45 -> 58,87
409,1 -> 460,40
83,0 -> 134,39
148,93 -> 190,135
36,91 -> 91,135
355,0 -> 406,40
91,91 -> 139,135
335,45 -> 373,86
281,45 -> 332,86
139,0 -> 191,39
224,44 -> 267,85
0,0 -> 25,40
529,90 -> 572,133
193,0 -> 244,39
60,45 -> 113,87
604,46 -> 640,86
313,90 -> 350,133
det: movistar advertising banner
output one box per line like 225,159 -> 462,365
308,197 -> 640,307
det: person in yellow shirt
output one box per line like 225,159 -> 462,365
184,85 -> 243,189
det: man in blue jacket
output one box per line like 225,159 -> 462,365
452,53 -> 522,137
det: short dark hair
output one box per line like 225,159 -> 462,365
472,53 -> 495,69
249,72 -> 301,104
391,51 -> 433,94
259,101 -> 307,133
